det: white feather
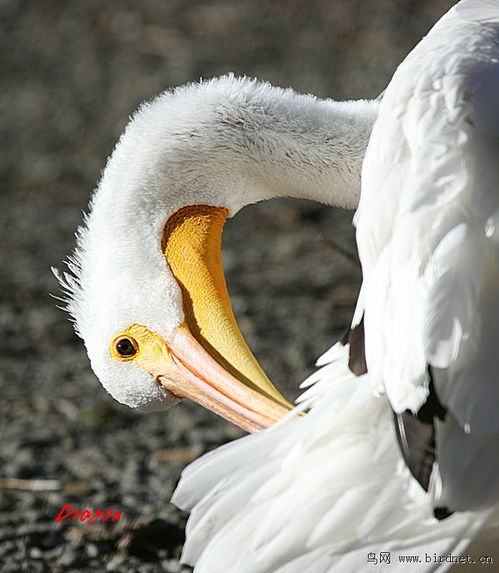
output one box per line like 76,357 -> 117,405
354,0 -> 499,507
173,344 -> 495,572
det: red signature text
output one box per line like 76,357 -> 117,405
55,503 -> 122,524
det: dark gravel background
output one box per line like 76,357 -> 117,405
1,1 -> 455,571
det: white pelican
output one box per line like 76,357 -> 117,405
56,0 -> 498,571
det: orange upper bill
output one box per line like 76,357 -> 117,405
158,204 -> 294,431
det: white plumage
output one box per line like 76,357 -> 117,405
56,0 -> 498,570
173,1 -> 499,570
354,0 -> 499,513
174,344 -> 496,572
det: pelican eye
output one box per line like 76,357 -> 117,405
115,337 -> 137,358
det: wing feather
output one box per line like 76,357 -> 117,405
354,0 -> 499,510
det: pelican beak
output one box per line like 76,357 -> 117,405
127,323 -> 290,433
135,205 -> 293,432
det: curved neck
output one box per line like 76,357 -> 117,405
208,92 -> 379,212
98,78 -> 379,226
73,79 -> 378,345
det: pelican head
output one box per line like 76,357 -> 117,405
55,76 -> 377,431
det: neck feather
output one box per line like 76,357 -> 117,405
98,76 -> 379,221
68,76 -> 378,344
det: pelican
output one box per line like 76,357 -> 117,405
56,0 -> 499,571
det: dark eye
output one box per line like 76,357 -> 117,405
115,337 -> 137,357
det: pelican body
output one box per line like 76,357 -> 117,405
56,0 -> 499,571
353,0 -> 499,516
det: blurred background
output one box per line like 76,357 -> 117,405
1,1 -> 455,571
